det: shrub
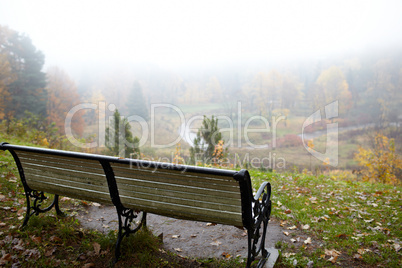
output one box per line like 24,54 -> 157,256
354,133 -> 402,184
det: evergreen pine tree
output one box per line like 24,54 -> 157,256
190,115 -> 226,165
3,29 -> 47,119
105,109 -> 140,158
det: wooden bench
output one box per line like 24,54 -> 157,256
0,142 -> 272,267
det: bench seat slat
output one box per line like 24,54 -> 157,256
112,167 -> 240,193
116,180 -> 240,206
118,188 -> 241,213
115,176 -> 240,200
120,195 -> 243,226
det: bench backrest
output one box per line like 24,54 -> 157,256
1,143 -> 254,228
13,149 -> 112,205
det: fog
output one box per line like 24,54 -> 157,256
1,0 -> 402,76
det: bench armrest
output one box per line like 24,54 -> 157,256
254,181 -> 271,201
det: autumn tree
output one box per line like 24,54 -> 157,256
315,66 -> 352,115
355,133 -> 402,184
0,52 -> 16,119
246,70 -> 301,116
0,26 -> 16,119
280,74 -> 303,109
46,66 -> 84,136
0,25 -> 47,119
105,109 -> 140,158
366,59 -> 402,127
249,71 -> 282,116
126,81 -> 148,121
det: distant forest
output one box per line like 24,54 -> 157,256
1,25 -> 401,138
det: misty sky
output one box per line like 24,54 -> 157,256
1,0 -> 402,73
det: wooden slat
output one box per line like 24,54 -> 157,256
17,152 -> 104,172
24,168 -> 108,192
116,180 -> 240,206
22,163 -> 107,186
26,179 -> 112,205
120,195 -> 243,226
112,166 -> 240,194
118,188 -> 240,213
112,162 -> 239,186
115,176 -> 240,200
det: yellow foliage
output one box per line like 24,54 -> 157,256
307,139 -> 314,150
173,143 -> 185,165
212,140 -> 229,167
354,133 -> 402,185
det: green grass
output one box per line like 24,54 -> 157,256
251,170 -> 402,267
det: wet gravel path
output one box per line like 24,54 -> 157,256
77,205 -> 287,260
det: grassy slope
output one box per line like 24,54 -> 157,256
251,170 -> 402,267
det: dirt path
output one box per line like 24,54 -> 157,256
77,205 -> 286,261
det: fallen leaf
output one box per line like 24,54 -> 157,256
282,253 -> 296,258
206,223 -> 216,226
91,202 -> 101,207
0,222 -> 6,227
283,231 -> 289,236
284,209 -> 292,214
309,196 -> 317,203
287,225 -> 297,230
394,243 -> 401,252
290,238 -> 297,243
304,237 -> 312,244
1,253 -> 12,262
336,233 -> 348,239
325,249 -> 341,257
93,242 -> 101,255
45,247 -> 56,257
82,263 -> 96,268
302,224 -> 310,230
328,256 -> 338,263
190,234 -> 197,238
172,235 -> 180,239
49,236 -> 62,244
277,201 -> 282,206
30,235 -> 41,244
100,250 -> 109,256
358,248 -> 371,254
364,219 -> 374,223
23,248 -> 41,260
353,254 -> 363,260
174,248 -> 182,252
222,252 -> 232,259
210,241 -> 222,246
13,244 -> 25,252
